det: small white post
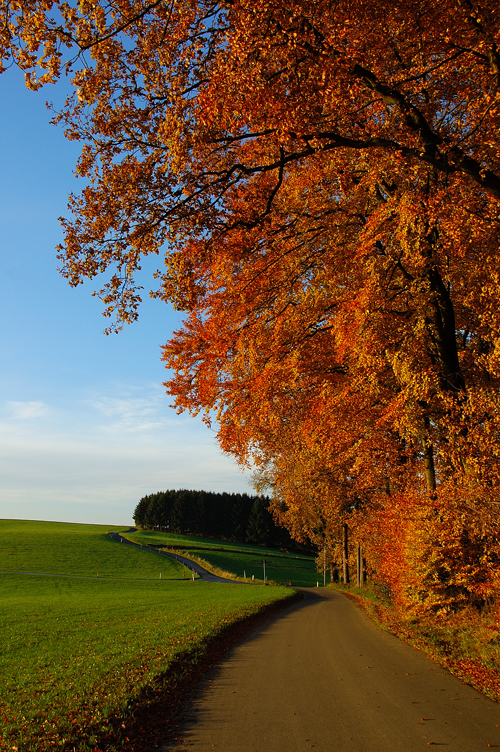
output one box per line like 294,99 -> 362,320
244,570 -> 246,579
192,572 -> 195,581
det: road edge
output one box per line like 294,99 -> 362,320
337,587 -> 500,703
98,590 -> 303,752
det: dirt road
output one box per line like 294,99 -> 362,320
158,588 -> 500,752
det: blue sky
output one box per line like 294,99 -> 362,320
0,67 -> 251,525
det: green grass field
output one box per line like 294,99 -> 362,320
0,519 -> 186,579
125,529 -> 320,587
0,520 -> 295,752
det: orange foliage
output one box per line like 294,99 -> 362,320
355,487 -> 500,615
3,0 -> 500,612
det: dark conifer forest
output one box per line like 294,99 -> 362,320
133,490 -> 300,549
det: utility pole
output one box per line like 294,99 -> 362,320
323,544 -> 327,587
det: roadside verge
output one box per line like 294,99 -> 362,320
336,585 -> 500,703
102,590 -> 302,752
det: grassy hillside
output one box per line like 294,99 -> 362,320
0,519 -> 185,579
0,520 -> 295,752
125,529 -> 320,587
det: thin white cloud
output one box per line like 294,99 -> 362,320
6,401 -> 49,419
0,382 -> 250,525
87,387 -> 174,433
0,427 -> 250,524
91,396 -> 155,418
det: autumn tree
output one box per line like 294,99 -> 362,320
3,0 -> 500,610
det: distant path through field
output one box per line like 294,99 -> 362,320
0,533 -> 240,583
109,532 -> 239,583
158,588 -> 500,752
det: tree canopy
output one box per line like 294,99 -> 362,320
3,0 -> 500,613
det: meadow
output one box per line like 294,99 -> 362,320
0,519 -> 186,579
124,528 -> 320,587
0,520 -> 295,752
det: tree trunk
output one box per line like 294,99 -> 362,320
422,416 -> 436,492
356,544 -> 364,588
421,230 -> 465,488
342,523 -> 350,584
424,231 -> 465,395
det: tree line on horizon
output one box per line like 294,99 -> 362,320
5,0 -> 500,619
133,490 -> 304,550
